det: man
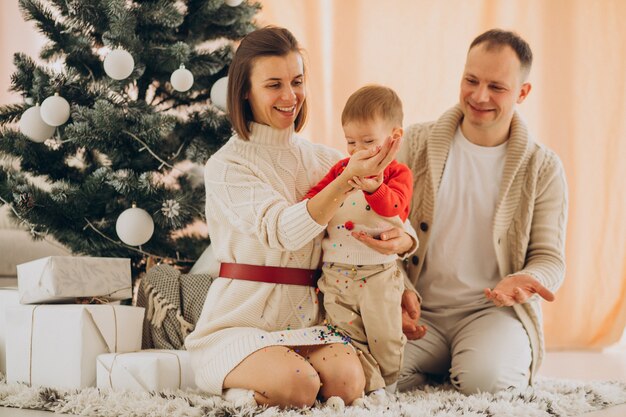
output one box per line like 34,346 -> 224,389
394,29 -> 568,394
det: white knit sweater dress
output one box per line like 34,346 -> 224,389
184,123 -> 347,394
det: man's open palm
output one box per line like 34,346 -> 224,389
484,274 -> 555,307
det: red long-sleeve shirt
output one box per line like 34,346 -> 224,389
304,158 -> 412,221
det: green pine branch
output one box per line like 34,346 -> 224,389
1,0 -> 260,277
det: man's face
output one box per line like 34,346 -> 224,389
459,43 -> 530,138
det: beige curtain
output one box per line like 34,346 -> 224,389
257,0 -> 626,349
0,2 -> 46,105
1,0 -> 625,349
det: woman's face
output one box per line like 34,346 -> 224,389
246,51 -> 305,130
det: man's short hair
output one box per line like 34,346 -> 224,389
470,29 -> 533,78
341,85 -> 403,127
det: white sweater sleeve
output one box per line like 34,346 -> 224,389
205,157 -> 325,252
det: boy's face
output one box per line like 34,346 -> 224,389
343,118 -> 401,155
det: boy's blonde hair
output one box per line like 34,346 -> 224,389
341,85 -> 403,127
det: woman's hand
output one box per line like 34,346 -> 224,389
351,226 -> 413,256
343,136 -> 400,178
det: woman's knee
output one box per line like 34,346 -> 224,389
267,369 -> 321,408
320,359 -> 366,404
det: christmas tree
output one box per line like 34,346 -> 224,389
0,0 -> 260,277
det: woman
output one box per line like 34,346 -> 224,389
185,26 -> 414,409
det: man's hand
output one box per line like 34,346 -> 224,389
401,290 -> 427,340
351,227 -> 413,256
484,273 -> 555,307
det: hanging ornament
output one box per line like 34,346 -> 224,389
170,64 -> 194,92
103,48 -> 135,80
161,199 -> 181,219
19,105 -> 55,143
40,93 -> 70,126
225,0 -> 244,6
210,76 -> 228,112
115,204 -> 154,246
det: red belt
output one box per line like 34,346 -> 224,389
219,263 -> 320,287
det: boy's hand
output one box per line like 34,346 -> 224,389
348,173 -> 383,193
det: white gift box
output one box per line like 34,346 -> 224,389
17,256 -> 132,304
0,287 -> 20,375
6,304 -> 144,389
97,350 -> 196,392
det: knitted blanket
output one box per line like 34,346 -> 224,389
136,264 -> 213,349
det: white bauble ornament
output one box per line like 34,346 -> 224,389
40,93 -> 70,126
104,49 -> 135,80
210,76 -> 228,111
170,65 -> 194,92
116,206 -> 154,246
225,0 -> 244,6
19,105 -> 55,143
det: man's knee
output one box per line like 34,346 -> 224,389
398,337 -> 448,392
451,365 -> 529,395
397,369 -> 428,392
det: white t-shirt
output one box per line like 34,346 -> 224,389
417,127 -> 508,310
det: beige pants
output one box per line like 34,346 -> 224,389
398,305 -> 532,395
318,262 -> 406,392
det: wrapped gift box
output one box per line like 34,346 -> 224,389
17,256 -> 131,304
6,304 -> 144,389
0,287 -> 20,375
97,349 -> 196,392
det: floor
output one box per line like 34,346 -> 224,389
538,348 -> 626,417
1,349 -> 625,416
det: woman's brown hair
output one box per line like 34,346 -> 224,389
226,26 -> 308,140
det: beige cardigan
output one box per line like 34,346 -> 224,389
397,105 -> 568,381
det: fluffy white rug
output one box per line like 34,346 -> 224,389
1,373 -> 625,417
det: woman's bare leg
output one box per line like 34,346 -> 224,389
223,346 -> 321,408
298,343 -> 365,405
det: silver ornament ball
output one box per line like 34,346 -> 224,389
40,94 -> 70,126
170,66 -> 194,92
19,105 -> 55,143
210,76 -> 229,112
104,49 -> 135,80
116,206 -> 155,246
